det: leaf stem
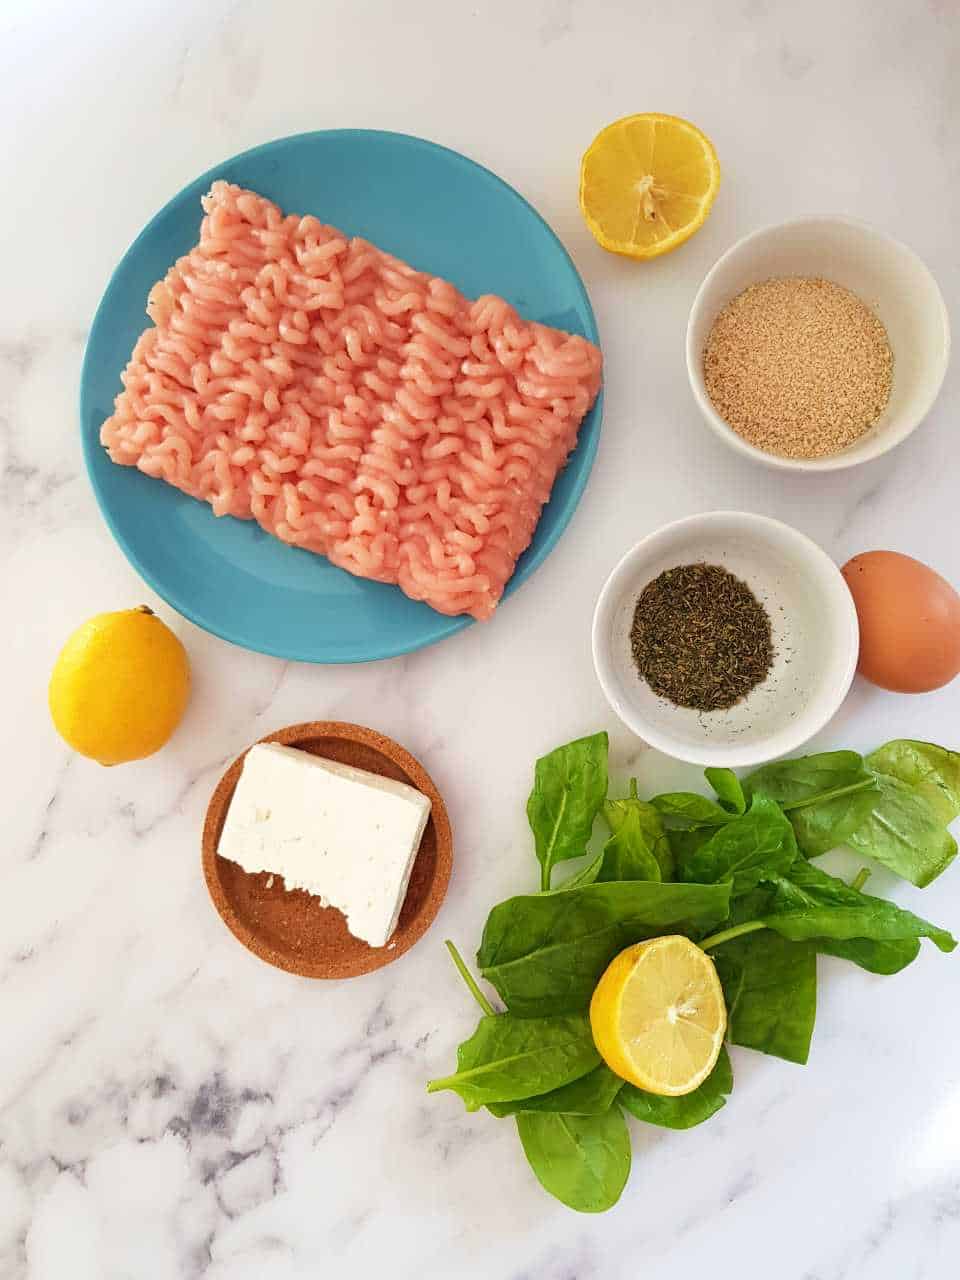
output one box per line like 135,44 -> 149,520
850,867 -> 871,893
779,778 -> 876,813
700,920 -> 768,951
445,940 -> 496,1017
540,790 -> 569,890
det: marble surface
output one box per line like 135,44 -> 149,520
2,1 -> 959,1276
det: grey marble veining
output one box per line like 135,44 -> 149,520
2,1 -> 959,1277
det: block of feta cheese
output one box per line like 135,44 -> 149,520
217,742 -> 432,948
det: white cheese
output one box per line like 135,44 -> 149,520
217,742 -> 432,948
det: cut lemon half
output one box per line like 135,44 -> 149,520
579,113 -> 720,259
589,936 -> 726,1096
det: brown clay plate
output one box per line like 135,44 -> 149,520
202,721 -> 453,978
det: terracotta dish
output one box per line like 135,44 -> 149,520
202,721 -> 453,978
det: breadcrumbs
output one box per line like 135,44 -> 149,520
703,277 -> 892,459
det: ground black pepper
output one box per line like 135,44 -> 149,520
631,563 -> 773,711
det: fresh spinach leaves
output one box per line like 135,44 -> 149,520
705,767 -> 747,814
815,935 -> 921,975
477,881 -> 732,1016
743,741 -> 960,883
713,929 -> 818,1065
847,771 -> 958,887
867,740 -> 960,818
620,1047 -> 733,1129
603,780 -> 673,880
527,733 -> 609,890
426,1012 -> 599,1111
430,732 -> 958,1214
743,751 -> 879,857
599,823 -> 661,883
546,850 -> 606,893
488,1064 -> 623,1118
516,1107 -> 631,1214
743,751 -> 874,808
650,791 -> 735,830
678,793 -> 798,894
760,860 -> 956,952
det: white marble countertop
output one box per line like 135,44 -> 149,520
2,1 -> 959,1276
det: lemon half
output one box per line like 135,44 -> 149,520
49,607 -> 191,765
590,936 -> 727,1096
579,113 -> 720,259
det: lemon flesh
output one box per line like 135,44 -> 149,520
590,935 -> 727,1096
48,607 -> 191,765
579,113 -> 720,259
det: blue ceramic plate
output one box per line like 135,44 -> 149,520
80,131 -> 602,662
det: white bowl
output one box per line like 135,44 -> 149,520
592,512 -> 859,768
686,218 -> 950,471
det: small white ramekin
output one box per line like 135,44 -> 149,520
592,511 -> 859,768
686,217 -> 950,472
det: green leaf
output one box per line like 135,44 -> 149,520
598,826 -> 661,883
713,930 -> 818,1065
666,825 -> 714,869
705,768 -> 746,814
816,935 -> 921,975
787,787 -> 881,858
620,1047 -> 733,1129
478,881 -> 732,1017
426,1013 -> 599,1111
743,751 -> 873,807
602,781 -> 673,880
545,851 -> 605,893
679,794 -> 798,895
527,733 -> 609,891
743,750 -> 878,857
847,772 -> 959,888
761,860 -> 957,952
650,792 -> 735,830
867,740 -> 960,821
488,1065 -> 623,1118
516,1107 -> 631,1213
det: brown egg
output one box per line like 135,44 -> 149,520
841,551 -> 960,693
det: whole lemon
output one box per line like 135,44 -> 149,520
49,607 -> 191,765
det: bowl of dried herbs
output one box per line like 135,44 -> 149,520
592,511 -> 859,766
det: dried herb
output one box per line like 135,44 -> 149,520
631,563 -> 773,711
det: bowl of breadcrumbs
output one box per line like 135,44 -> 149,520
686,217 -> 950,471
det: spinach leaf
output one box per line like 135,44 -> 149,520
620,1047 -> 733,1129
815,935 -> 921,975
527,733 -> 609,891
867,740 -> 960,820
786,786 -> 881,858
478,881 -> 732,1016
650,792 -> 735,830
743,750 -> 878,857
426,1013 -> 599,1111
847,771 -> 958,888
598,825 -> 661,884
488,1064 -> 623,1118
667,825 -> 714,869
602,780 -> 673,880
705,768 -> 747,814
743,751 -> 874,807
712,930 -> 818,1065
679,794 -> 798,894
546,851 -> 605,893
516,1107 -> 631,1214
761,860 -> 956,952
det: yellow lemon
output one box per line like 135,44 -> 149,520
589,935 -> 726,1095
49,607 -> 191,765
579,113 -> 720,259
